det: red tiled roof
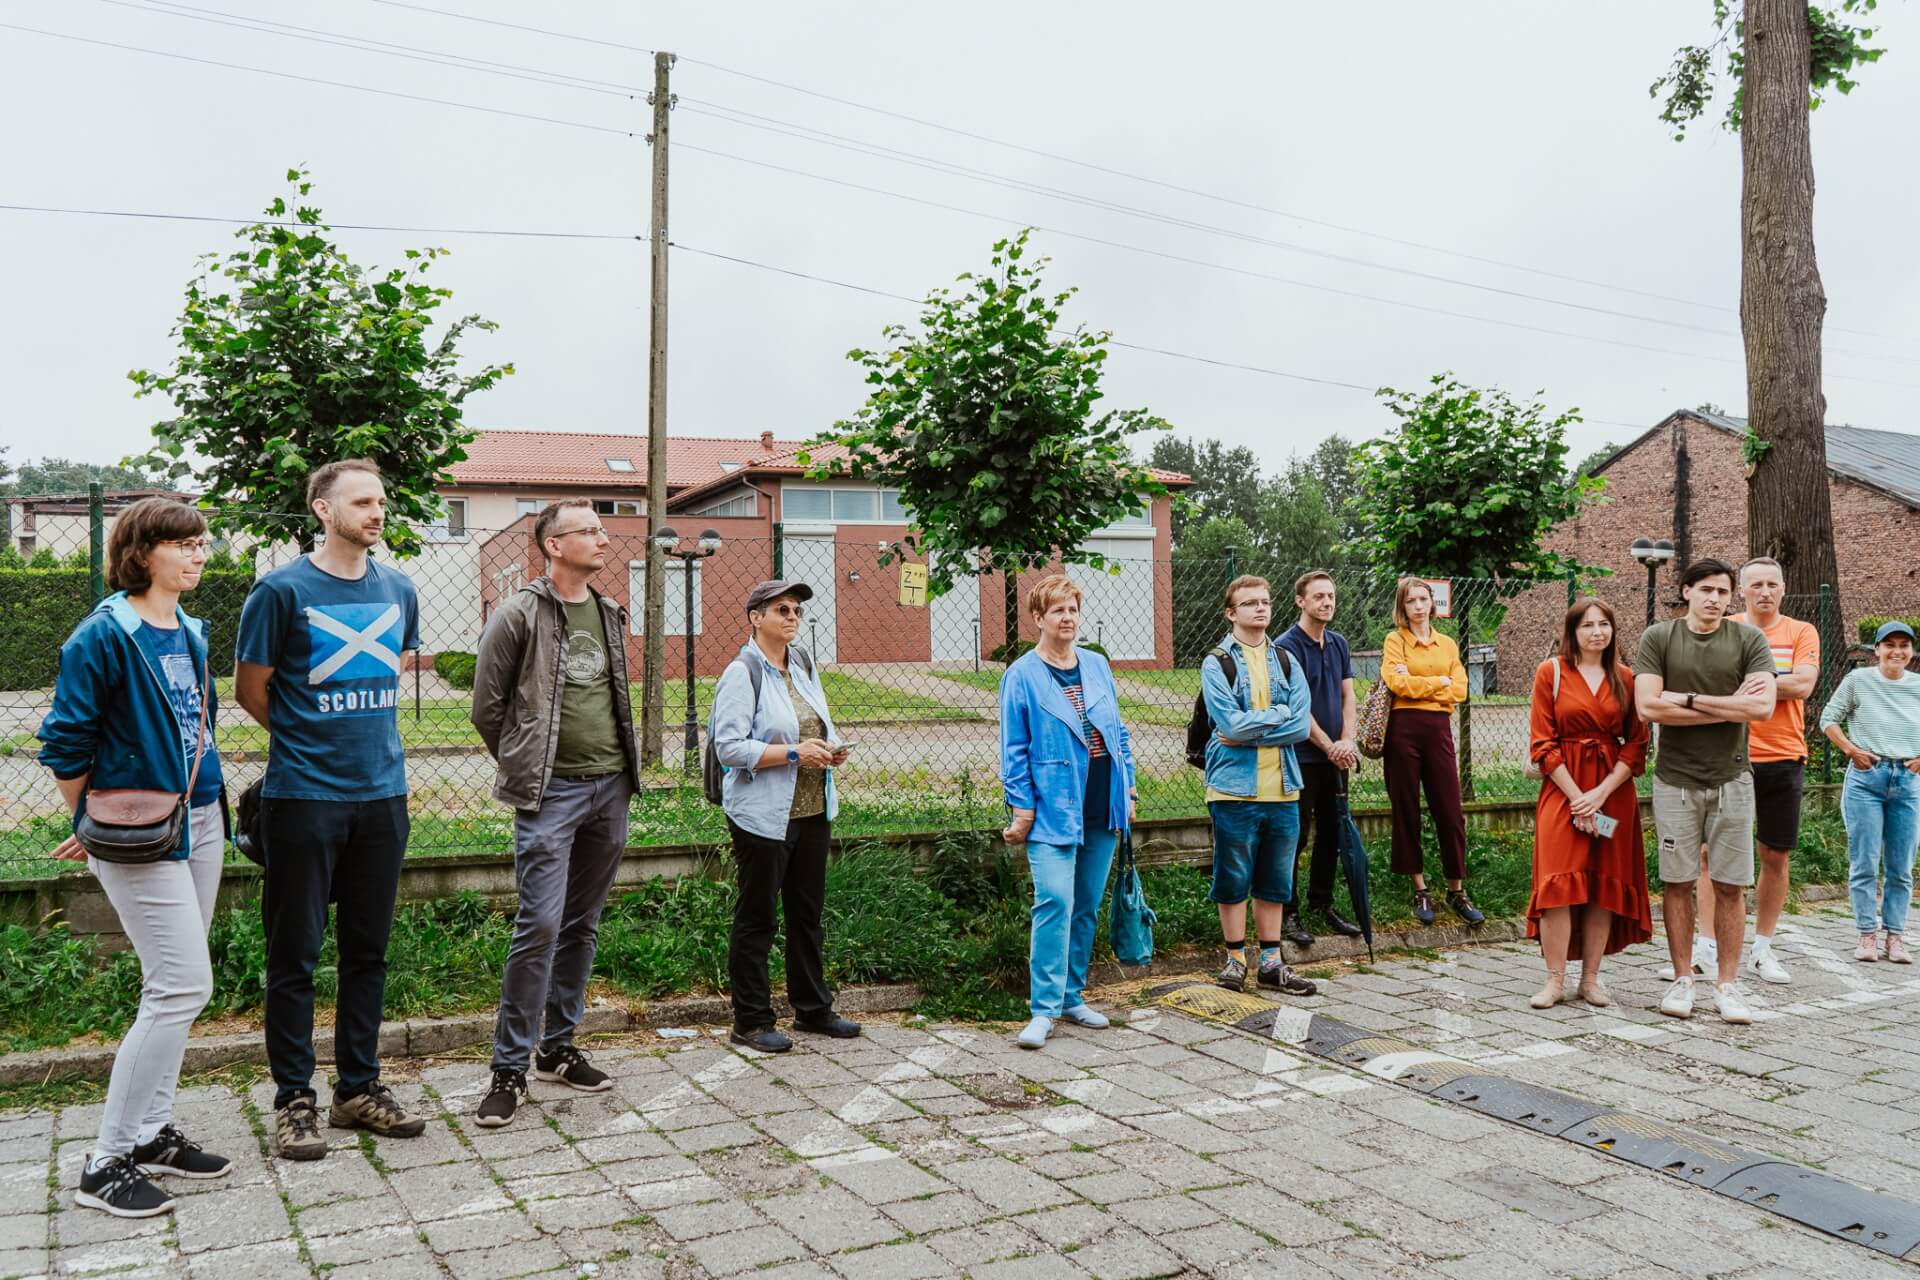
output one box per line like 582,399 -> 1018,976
447,431 -> 806,489
667,441 -> 1192,508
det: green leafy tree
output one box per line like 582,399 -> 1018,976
1649,2 -> 1889,613
1570,442 -> 1618,480
9,457 -> 164,497
1146,437 -> 1264,543
128,169 -> 513,554
1354,374 -> 1602,799
1289,434 -> 1363,542
805,230 -> 1178,653
0,445 -> 13,496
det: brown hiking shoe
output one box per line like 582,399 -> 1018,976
273,1098 -> 328,1162
328,1082 -> 426,1138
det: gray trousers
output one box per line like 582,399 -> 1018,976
90,806 -> 223,1157
491,773 -> 632,1072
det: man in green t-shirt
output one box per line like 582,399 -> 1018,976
1633,557 -> 1776,1026
469,500 -> 642,1126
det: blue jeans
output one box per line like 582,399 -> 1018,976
1207,800 -> 1299,906
1026,832 -> 1119,1018
1842,760 -> 1920,935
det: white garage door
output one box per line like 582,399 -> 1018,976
781,533 -> 837,664
1068,537 -> 1155,660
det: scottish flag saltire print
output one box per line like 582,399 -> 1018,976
304,601 -> 405,715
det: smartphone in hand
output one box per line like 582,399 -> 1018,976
1591,813 -> 1618,839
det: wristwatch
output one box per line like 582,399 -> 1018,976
1684,693 -> 1697,710
787,747 -> 800,765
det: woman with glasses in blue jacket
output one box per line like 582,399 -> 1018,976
37,499 -> 235,1218
1000,574 -> 1137,1050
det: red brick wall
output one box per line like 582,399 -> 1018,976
1497,415 -> 1920,683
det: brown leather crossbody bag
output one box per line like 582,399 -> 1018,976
73,652 -> 212,864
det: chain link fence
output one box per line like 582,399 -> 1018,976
0,499 -> 1889,879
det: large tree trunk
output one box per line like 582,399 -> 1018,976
1740,0 -> 1840,599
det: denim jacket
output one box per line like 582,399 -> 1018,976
1201,631 -> 1313,800
37,594 -> 220,860
999,646 -> 1136,848
710,639 -> 841,840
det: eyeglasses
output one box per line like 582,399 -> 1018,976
763,604 -> 805,619
1232,599 -> 1272,610
555,525 -> 608,539
158,538 -> 214,554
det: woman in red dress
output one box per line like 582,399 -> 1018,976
1527,598 -> 1652,1008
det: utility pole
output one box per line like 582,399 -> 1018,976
640,50 -> 674,768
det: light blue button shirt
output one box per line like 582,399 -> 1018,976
710,640 -> 841,840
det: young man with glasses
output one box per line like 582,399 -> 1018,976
1202,575 -> 1318,996
235,460 -> 425,1159
468,500 -> 642,1126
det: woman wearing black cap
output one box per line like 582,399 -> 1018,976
709,580 -> 857,1051
1821,620 -> 1920,965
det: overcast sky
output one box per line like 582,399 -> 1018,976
4,0 -> 1918,484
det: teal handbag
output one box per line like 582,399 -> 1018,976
1109,834 -> 1157,966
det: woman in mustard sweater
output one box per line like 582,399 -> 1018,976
1381,577 -> 1483,927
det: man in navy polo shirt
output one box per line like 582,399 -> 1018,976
1276,569 -> 1364,947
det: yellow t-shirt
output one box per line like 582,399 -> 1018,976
1205,644 -> 1300,803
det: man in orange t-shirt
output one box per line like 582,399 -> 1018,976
1704,557 -> 1819,985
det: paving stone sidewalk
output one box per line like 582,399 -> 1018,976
3,902 -> 1915,1279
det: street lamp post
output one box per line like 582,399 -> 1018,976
653,526 -> 724,771
1630,537 -> 1676,629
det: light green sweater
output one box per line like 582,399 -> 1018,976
1819,667 -> 1920,760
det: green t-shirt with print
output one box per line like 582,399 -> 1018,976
551,595 -> 627,778
1632,618 -> 1773,789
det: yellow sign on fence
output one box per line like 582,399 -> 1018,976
898,562 -> 929,608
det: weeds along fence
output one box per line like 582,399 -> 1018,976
0,498 -> 1886,880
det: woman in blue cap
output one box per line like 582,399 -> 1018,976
1820,620 -> 1920,964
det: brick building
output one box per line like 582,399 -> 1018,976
1497,408 -> 1920,680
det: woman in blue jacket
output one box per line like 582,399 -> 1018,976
37,499 -> 234,1218
1000,575 -> 1137,1050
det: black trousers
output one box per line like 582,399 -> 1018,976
1292,761 -> 1348,911
261,796 -> 409,1108
727,814 -> 833,1031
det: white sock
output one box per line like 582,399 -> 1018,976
1752,934 -> 1772,959
1695,936 -> 1717,959
84,1152 -> 120,1174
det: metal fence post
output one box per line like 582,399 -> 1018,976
87,482 -> 105,604
1819,582 -> 1833,785
771,520 -> 784,579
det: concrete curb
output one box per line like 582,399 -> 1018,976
0,983 -> 923,1088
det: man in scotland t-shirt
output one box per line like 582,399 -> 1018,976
235,460 -> 427,1161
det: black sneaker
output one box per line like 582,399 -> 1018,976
1412,890 -> 1437,926
1314,905 -> 1365,939
1258,959 -> 1319,997
1282,912 -> 1313,948
475,1068 -> 526,1128
729,1026 -> 792,1053
1446,890 -> 1486,926
1216,955 -> 1248,992
534,1045 -> 612,1092
75,1154 -> 175,1218
131,1125 -> 231,1180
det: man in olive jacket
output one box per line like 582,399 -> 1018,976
468,500 -> 642,1127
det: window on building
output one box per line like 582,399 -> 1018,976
831,490 -> 879,521
782,488 -> 832,521
593,500 -> 643,516
515,499 -> 546,518
880,490 -> 907,522
606,458 -> 635,472
694,492 -> 755,518
424,497 -> 468,542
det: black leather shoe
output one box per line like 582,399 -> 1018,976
794,1013 -> 862,1039
1315,905 -> 1364,939
1282,911 -> 1313,948
1412,890 -> 1437,926
729,1026 -> 793,1053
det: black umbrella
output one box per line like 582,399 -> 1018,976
1334,772 -> 1375,963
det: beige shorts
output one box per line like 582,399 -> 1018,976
1651,773 -> 1755,887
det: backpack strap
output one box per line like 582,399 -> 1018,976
1209,646 -> 1237,689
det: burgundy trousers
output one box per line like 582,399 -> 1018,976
1382,709 -> 1468,881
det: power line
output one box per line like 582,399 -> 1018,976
108,0 -> 642,96
0,203 -> 643,240
365,0 -> 654,56
668,241 -> 1659,432
676,141 -> 1920,388
680,98 -> 1920,367
679,54 -> 1909,346
0,22 -> 639,136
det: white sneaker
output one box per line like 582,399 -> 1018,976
1659,978 -> 1695,1019
1693,938 -> 1718,971
1016,1017 -> 1052,1050
1060,1004 -> 1109,1029
1714,983 -> 1754,1025
1746,949 -> 1791,985
1657,955 -> 1707,982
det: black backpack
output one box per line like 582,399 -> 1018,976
1185,643 -> 1291,769
701,647 -> 816,804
